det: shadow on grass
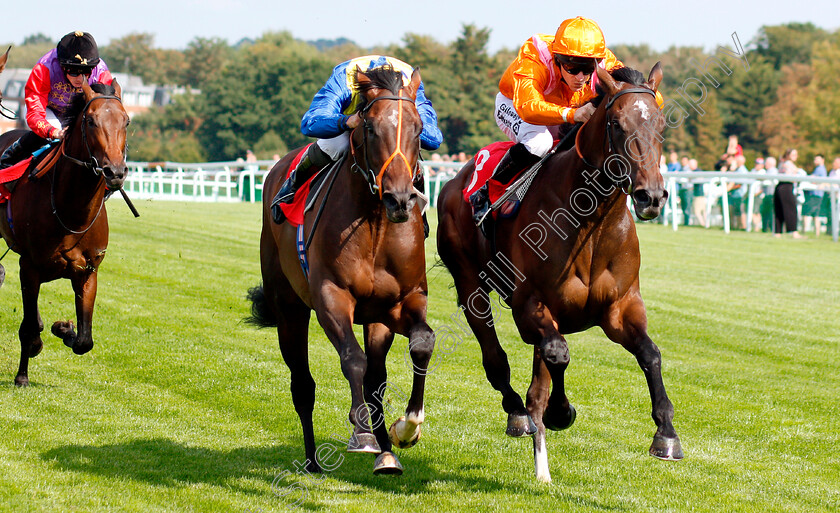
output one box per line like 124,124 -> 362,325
41,437 -> 628,511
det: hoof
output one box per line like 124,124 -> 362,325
389,416 -> 422,449
347,432 -> 381,454
51,321 -> 76,347
14,375 -> 29,387
649,434 -> 684,461
544,403 -> 576,431
72,340 -> 93,355
373,451 -> 403,475
0,263 -> 5,288
506,413 -> 537,437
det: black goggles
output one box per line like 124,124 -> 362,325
62,67 -> 91,77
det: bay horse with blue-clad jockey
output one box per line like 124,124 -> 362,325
0,79 -> 129,386
436,64 -> 682,482
247,66 -> 434,475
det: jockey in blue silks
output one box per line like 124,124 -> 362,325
271,55 -> 442,224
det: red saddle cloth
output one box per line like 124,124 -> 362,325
0,157 -> 33,204
277,144 -> 320,227
462,141 -> 524,218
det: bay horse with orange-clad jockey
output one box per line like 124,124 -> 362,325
0,79 -> 129,387
247,66 -> 435,475
436,64 -> 682,482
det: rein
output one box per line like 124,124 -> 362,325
0,98 -> 16,120
575,87 -> 657,193
350,94 -> 418,198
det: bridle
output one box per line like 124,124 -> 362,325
61,94 -> 124,176
575,87 -> 657,194
350,94 -> 419,198
0,98 -> 16,119
51,93 -> 124,234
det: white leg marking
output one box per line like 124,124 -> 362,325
534,430 -> 551,483
397,407 -> 424,440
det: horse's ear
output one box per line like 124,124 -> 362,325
0,46 -> 9,74
81,79 -> 95,101
596,65 -> 619,96
405,67 -> 421,100
356,66 -> 375,99
111,78 -> 122,99
646,62 -> 663,92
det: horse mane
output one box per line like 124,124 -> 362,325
355,65 -> 405,113
65,83 -> 117,127
591,67 -> 646,107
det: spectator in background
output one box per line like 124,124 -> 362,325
689,158 -> 707,227
827,157 -> 840,229
748,157 -> 765,231
759,156 -> 779,232
667,151 -> 691,225
728,154 -> 748,230
726,135 -> 743,157
802,155 -> 826,236
774,150 -> 803,239
245,149 -> 257,163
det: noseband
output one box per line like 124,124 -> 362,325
61,94 -> 123,176
350,94 -> 419,197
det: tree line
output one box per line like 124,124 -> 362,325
3,23 -> 839,168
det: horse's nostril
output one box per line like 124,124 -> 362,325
633,190 -> 651,205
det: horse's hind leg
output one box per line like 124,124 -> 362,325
15,263 -> 45,386
362,323 -> 403,475
453,273 -> 531,436
275,303 -> 320,473
603,294 -> 683,460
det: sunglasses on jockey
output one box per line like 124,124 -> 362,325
62,66 -> 92,78
553,55 -> 597,76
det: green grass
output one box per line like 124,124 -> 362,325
0,201 -> 838,512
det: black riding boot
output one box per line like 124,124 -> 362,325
271,143 -> 333,224
469,143 -> 539,225
0,132 -> 47,178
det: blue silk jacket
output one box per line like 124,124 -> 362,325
301,55 -> 443,150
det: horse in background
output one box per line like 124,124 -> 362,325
436,64 -> 682,482
0,80 -> 129,386
247,66 -> 435,475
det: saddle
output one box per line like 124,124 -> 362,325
0,142 -> 61,202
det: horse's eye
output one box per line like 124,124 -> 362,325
86,118 -> 95,127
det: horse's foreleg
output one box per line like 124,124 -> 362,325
388,293 -> 435,450
15,262 -> 45,387
526,347 -> 552,483
315,284 -> 380,454
514,298 -> 575,432
57,268 -> 97,355
603,293 -> 683,460
362,323 -> 404,475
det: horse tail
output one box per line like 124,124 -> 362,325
245,284 -> 277,328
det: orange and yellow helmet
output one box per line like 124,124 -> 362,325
551,17 -> 607,59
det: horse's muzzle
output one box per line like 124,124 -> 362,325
102,164 -> 127,191
382,190 -> 417,223
632,187 -> 668,220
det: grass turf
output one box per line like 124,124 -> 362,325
0,200 -> 837,512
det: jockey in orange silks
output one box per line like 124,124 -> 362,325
470,17 -> 661,224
